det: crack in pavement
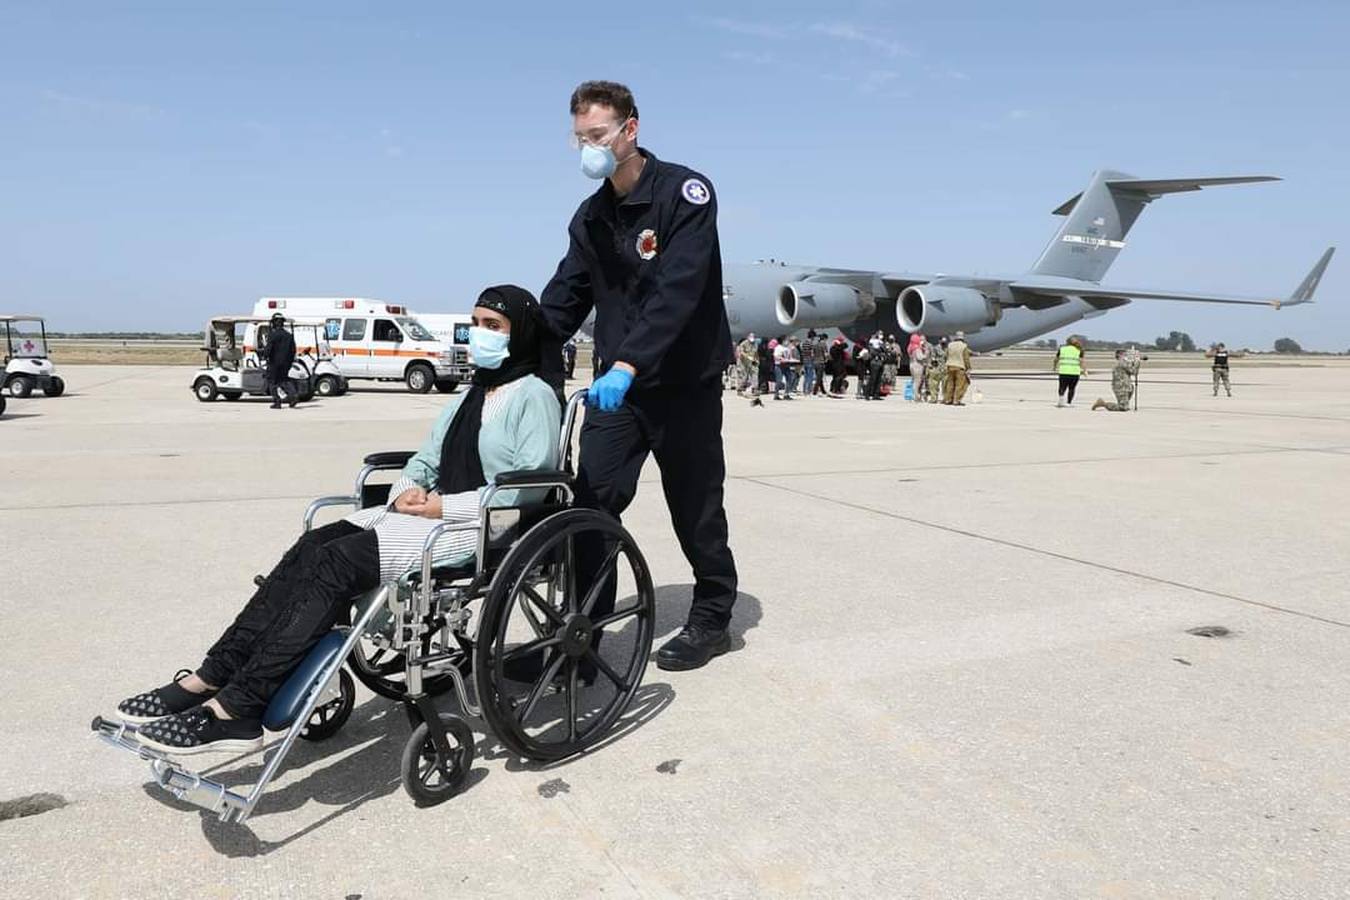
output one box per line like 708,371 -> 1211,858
741,476 -> 1350,630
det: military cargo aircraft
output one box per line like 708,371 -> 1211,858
721,171 -> 1332,351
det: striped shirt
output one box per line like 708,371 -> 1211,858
345,377 -> 559,581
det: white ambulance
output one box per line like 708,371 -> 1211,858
412,313 -> 473,350
252,298 -> 473,393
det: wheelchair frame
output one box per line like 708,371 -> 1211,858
92,391 -> 652,824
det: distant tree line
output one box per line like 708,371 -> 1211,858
1029,333 -> 1328,354
47,331 -> 200,340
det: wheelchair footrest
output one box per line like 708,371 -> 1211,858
91,716 -> 250,820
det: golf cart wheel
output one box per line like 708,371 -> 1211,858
193,379 -> 218,402
299,387 -> 315,403
299,669 -> 355,742
406,363 -> 434,394
316,374 -> 340,397
222,391 -> 242,401
400,713 -> 474,806
7,375 -> 34,399
43,376 -> 65,398
0,395 -> 6,416
434,379 -> 458,394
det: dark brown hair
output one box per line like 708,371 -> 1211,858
570,80 -> 639,120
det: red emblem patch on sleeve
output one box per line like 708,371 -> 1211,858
636,228 -> 659,260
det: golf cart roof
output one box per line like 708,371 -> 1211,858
0,315 -> 47,323
207,315 -> 320,327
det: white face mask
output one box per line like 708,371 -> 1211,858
468,326 -> 510,369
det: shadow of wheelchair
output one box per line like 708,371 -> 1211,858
138,588 -> 759,855
140,697 -> 489,857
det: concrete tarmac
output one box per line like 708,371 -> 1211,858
2,362 -> 1348,898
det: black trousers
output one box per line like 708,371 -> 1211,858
575,380 -> 738,630
1057,373 -> 1080,403
867,363 -> 885,399
265,373 -> 296,406
199,521 -> 380,719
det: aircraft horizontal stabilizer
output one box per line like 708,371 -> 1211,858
1051,176 -> 1280,216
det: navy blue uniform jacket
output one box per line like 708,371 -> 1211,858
540,149 -> 733,388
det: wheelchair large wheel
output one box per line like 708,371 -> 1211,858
401,713 -> 474,806
475,508 -> 655,762
341,601 -> 462,702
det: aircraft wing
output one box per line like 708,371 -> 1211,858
1011,246 -> 1334,311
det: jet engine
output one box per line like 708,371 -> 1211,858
776,282 -> 876,329
897,285 -> 999,334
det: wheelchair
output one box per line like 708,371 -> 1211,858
93,391 -> 657,823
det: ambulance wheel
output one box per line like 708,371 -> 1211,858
7,375 -> 34,399
222,391 -> 242,401
434,379 -> 458,394
299,669 -> 355,742
43,377 -> 65,398
401,713 -> 474,806
316,374 -> 340,397
193,379 -> 218,402
406,364 -> 435,394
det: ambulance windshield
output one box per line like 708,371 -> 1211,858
398,318 -> 435,342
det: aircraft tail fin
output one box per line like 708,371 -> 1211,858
1280,246 -> 1334,307
1032,172 -> 1280,282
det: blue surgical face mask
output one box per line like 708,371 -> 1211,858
468,326 -> 510,369
580,143 -> 617,180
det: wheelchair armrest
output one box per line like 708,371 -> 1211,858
363,451 -> 415,469
493,469 -> 572,488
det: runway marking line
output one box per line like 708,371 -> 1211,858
742,476 -> 1350,631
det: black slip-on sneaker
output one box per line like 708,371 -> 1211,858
117,669 -> 215,724
136,706 -> 263,756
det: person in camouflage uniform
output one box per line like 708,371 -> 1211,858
926,337 -> 948,403
736,333 -> 759,395
1091,349 -> 1140,412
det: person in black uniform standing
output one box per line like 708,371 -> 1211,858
540,81 -> 738,671
261,313 -> 298,409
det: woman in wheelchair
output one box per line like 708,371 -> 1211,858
115,285 -> 561,755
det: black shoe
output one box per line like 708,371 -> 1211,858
136,706 -> 263,756
656,625 -> 731,671
288,395 -> 298,408
270,402 -> 282,409
500,647 -> 597,687
117,669 -> 215,724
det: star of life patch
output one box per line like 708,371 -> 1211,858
681,178 -> 710,205
636,228 -> 659,260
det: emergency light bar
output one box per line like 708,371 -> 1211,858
334,300 -> 355,309
267,300 -> 286,309
386,305 -> 404,314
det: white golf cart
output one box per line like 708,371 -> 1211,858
192,316 -> 346,403
2,315 -> 65,399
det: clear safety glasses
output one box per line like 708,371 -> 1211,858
568,118 -> 632,150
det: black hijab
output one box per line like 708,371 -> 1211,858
436,285 -> 544,495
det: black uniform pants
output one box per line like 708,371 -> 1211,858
199,521 -> 380,719
575,380 -> 738,630
867,362 -> 885,399
265,373 -> 296,406
1057,373 -> 1080,404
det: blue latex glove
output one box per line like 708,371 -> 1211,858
588,367 -> 634,411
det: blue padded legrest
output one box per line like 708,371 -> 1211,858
262,630 -> 347,732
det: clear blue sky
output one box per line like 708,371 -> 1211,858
3,1 -> 1347,349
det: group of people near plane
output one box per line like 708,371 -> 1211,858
732,329 -> 974,405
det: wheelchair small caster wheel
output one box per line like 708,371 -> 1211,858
401,713 -> 474,806
300,669 -> 355,742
